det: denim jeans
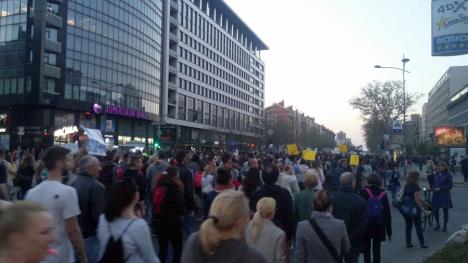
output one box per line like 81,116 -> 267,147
84,236 -> 100,263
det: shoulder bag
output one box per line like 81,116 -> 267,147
309,217 -> 340,262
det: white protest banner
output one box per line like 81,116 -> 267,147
81,126 -> 106,156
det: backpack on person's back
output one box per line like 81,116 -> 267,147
99,220 -> 135,263
364,188 -> 385,225
194,171 -> 203,189
152,186 -> 169,216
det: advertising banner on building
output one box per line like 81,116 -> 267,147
434,126 -> 465,146
432,0 -> 468,56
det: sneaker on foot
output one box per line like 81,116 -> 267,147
406,244 -> 414,248
421,244 -> 429,249
442,227 -> 447,232
434,226 -> 441,231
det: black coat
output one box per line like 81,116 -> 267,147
249,184 -> 294,241
155,178 -> 184,221
71,172 -> 106,238
332,186 -> 368,252
177,164 -> 198,212
360,185 -> 392,241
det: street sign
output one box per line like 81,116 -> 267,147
392,120 -> 402,133
432,0 -> 468,56
18,126 -> 24,136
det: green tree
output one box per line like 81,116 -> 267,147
350,80 -> 420,152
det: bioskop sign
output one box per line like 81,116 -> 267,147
432,0 -> 468,56
93,103 -> 149,120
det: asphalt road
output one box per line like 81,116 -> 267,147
375,181 -> 468,263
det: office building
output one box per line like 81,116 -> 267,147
425,66 -> 468,141
0,0 -> 163,150
159,0 -> 268,149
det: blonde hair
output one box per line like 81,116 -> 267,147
304,170 -> 319,189
251,197 -> 276,242
200,190 -> 249,255
0,201 -> 48,250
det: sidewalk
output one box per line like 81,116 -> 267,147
402,166 -> 467,186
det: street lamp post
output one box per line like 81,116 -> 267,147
374,55 -> 410,152
375,55 -> 410,174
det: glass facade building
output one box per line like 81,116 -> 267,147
0,0 -> 163,150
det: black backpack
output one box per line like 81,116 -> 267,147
99,219 -> 135,263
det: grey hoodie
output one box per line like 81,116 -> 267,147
147,160 -> 169,189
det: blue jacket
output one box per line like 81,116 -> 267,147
431,171 -> 453,209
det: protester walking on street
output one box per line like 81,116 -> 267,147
246,197 -> 286,263
122,155 -> 146,213
71,155 -> 106,263
16,153 -> 35,199
97,178 -> 160,263
0,201 -> 55,263
242,167 -> 263,199
97,152 -> 116,191
460,156 -> 468,183
276,164 -> 300,197
361,173 -> 392,263
295,190 -> 350,263
0,149 -> 9,201
400,171 -> 428,249
426,160 -> 436,187
332,172 -> 368,263
152,166 -> 184,263
431,162 -> 453,232
250,164 -> 294,247
387,165 -> 401,200
294,170 -> 319,227
204,167 -> 234,216
182,190 -> 267,263
25,146 -> 88,263
176,151 -> 198,239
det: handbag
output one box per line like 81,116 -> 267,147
309,217 -> 340,262
399,196 -> 419,218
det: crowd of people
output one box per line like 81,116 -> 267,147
0,146 -> 455,263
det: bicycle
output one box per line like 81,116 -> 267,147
421,187 -> 434,231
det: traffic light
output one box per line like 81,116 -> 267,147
42,128 -> 49,136
153,141 -> 160,149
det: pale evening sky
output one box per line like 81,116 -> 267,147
225,0 -> 468,146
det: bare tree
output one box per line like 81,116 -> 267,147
350,80 -> 420,151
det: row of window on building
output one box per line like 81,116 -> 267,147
177,93 -> 262,134
178,76 -> 263,116
180,0 -> 263,70
178,39 -> 264,100
179,30 -> 264,85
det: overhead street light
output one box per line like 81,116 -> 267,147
374,55 -> 410,161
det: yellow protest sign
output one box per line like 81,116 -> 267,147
287,144 -> 299,155
302,150 -> 317,161
338,144 -> 348,153
349,154 -> 360,166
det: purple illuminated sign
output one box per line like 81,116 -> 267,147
93,103 -> 149,120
